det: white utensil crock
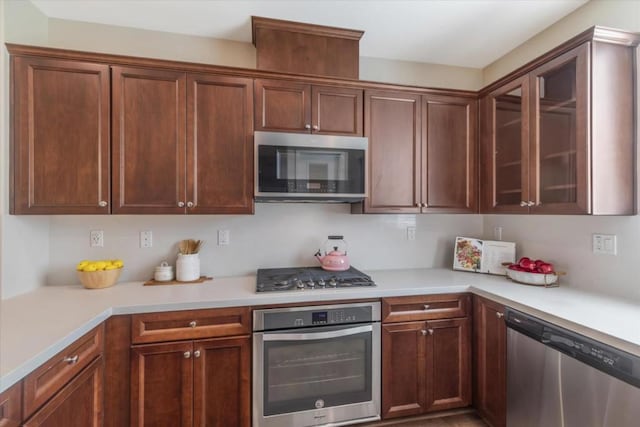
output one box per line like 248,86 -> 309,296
176,254 -> 200,282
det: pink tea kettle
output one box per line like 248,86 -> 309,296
315,235 -> 350,271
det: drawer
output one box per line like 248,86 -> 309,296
131,307 -> 251,344
0,381 -> 22,427
382,294 -> 470,323
23,324 -> 103,418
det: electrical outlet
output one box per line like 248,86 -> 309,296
218,230 -> 230,246
406,226 -> 416,241
493,226 -> 503,241
90,230 -> 104,248
140,231 -> 153,248
593,234 -> 616,255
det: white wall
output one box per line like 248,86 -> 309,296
1,0 -> 51,299
483,0 -> 640,301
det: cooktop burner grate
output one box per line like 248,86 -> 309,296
256,266 -> 375,292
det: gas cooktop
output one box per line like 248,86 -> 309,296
256,266 -> 375,292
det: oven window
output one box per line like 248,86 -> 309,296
263,328 -> 372,416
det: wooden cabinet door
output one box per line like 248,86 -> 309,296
187,74 -> 254,214
130,342 -> 193,427
529,43 -> 589,214
0,382 -> 22,427
112,66 -> 187,214
23,357 -> 103,427
422,95 -> 477,213
424,318 -> 471,412
311,86 -> 363,136
193,336 -> 250,427
480,75 -> 530,214
473,296 -> 506,427
11,56 -> 110,214
381,322 -> 427,419
364,90 -> 421,213
254,79 -> 311,133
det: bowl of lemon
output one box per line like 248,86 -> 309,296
76,259 -> 124,289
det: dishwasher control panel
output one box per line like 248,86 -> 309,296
505,308 -> 640,388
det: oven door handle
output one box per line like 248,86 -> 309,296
262,324 -> 372,341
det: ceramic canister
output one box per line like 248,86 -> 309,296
176,254 -> 200,282
154,261 -> 174,282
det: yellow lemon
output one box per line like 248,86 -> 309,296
94,261 -> 107,270
83,264 -> 98,272
113,260 -> 124,268
104,264 -> 118,271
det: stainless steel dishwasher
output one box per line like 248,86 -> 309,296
505,307 -> 640,427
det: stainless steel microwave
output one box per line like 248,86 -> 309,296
254,131 -> 368,202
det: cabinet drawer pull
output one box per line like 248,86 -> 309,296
63,355 -> 79,364
423,304 -> 430,310
194,350 -> 201,358
304,124 -> 311,130
178,201 -> 185,208
189,321 -> 197,328
496,312 -> 504,319
184,351 -> 191,359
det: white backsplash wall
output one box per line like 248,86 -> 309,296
484,215 -> 640,302
47,204 -> 483,286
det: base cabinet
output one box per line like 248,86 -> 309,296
131,336 -> 250,427
473,296 -> 507,427
23,358 -> 103,427
381,297 -> 471,420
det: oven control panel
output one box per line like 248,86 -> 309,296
254,303 -> 381,331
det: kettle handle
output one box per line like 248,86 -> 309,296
314,250 -> 322,257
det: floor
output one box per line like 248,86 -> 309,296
363,410 -> 488,427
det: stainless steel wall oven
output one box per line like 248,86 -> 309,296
253,302 -> 381,427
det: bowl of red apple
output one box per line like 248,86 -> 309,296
504,257 -> 562,286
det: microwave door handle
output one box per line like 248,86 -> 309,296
262,324 -> 372,341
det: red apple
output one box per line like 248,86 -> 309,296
519,258 -> 536,271
535,259 -> 545,267
538,263 -> 554,274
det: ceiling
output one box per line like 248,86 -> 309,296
30,0 -> 588,68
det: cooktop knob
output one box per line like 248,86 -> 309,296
328,279 -> 337,287
317,279 -> 326,287
296,280 -> 305,289
306,280 -> 315,288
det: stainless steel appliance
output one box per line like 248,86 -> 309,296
253,302 -> 381,427
505,308 -> 640,427
254,131 -> 368,202
256,266 -> 375,292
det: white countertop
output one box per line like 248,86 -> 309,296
2,268 -> 639,392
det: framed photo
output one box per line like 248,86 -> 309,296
453,236 -> 516,275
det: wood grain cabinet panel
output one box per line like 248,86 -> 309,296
382,294 -> 470,323
193,336 -> 250,427
0,382 -> 22,427
311,85 -> 363,136
187,74 -> 254,214
422,95 -> 477,213
23,325 -> 104,418
473,296 -> 507,427
11,56 -> 110,214
111,66 -> 187,214
131,342 -> 194,427
23,357 -> 103,427
255,79 -> 311,133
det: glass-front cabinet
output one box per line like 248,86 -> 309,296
482,44 -> 590,214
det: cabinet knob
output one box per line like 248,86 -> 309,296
428,328 -> 434,335
194,350 -> 201,358
496,312 -> 504,319
178,201 -> 185,208
304,124 -> 311,130
184,351 -> 191,359
189,321 -> 197,328
421,329 -> 428,336
187,201 -> 194,208
98,201 -> 107,207
312,125 -> 319,130
520,201 -> 527,207
63,355 -> 79,364
527,201 -> 535,207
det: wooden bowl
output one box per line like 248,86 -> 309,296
77,268 -> 122,289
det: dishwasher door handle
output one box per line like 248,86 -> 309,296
263,324 -> 372,341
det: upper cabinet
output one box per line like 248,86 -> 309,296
11,56 -> 111,214
481,30 -> 639,215
112,67 -> 254,215
356,90 -> 477,214
254,79 -> 363,136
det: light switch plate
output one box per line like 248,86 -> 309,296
218,230 -> 230,246
593,234 -> 616,255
